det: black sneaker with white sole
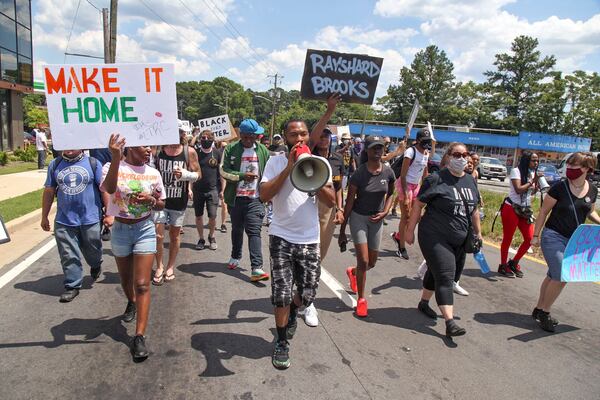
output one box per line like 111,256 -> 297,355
91,267 -> 102,282
272,340 -> 290,369
196,239 -> 205,250
59,288 -> 79,303
122,301 -> 136,323
131,335 -> 149,359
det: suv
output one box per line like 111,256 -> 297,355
478,157 -> 507,181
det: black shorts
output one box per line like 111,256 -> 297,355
269,235 -> 320,308
193,189 -> 219,218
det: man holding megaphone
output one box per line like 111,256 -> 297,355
260,119 -> 335,370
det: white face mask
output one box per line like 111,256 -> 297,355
448,157 -> 468,174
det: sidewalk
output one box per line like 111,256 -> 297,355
0,169 -> 47,201
0,169 -> 53,270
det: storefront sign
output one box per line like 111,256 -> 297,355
519,131 -> 592,153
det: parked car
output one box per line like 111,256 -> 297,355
537,163 -> 560,185
23,131 -> 36,146
428,153 -> 442,173
478,157 -> 507,181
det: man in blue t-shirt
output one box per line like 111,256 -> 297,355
41,149 -> 109,302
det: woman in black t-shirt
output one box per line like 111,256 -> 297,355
531,152 -> 600,332
339,137 -> 395,318
405,142 -> 482,339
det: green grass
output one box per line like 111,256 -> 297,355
0,189 -> 45,222
0,161 -> 40,175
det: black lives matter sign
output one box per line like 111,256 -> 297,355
300,49 -> 384,105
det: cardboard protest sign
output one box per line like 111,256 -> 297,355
300,49 -> 384,105
198,114 -> 236,142
0,214 -> 10,244
44,63 -> 178,150
561,224 -> 600,282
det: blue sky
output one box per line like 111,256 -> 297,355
33,0 -> 600,99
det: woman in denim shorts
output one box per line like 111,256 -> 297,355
532,152 -> 599,332
101,134 -> 166,360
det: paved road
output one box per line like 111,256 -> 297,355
1,210 -> 599,400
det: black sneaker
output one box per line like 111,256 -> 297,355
208,236 -> 217,250
101,226 -> 111,241
131,335 -> 149,359
397,248 -> 409,260
391,208 -> 397,217
418,301 -> 437,319
538,312 -> 556,333
532,308 -> 559,325
272,340 -> 290,369
498,264 -> 515,278
59,288 -> 79,303
445,320 -> 466,338
220,224 -> 227,233
122,301 -> 136,323
90,267 -> 102,282
286,318 -> 298,340
507,259 -> 524,278
195,239 -> 206,250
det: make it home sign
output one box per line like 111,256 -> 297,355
300,49 -> 384,105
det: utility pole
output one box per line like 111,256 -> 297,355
102,8 -> 110,63
267,73 -> 283,145
109,0 -> 118,63
224,88 -> 229,115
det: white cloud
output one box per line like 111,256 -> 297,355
374,0 -> 516,19
214,36 -> 263,61
268,44 -> 306,69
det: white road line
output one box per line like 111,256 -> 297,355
320,266 -> 357,309
0,240 -> 56,290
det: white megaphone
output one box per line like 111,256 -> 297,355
537,175 -> 550,192
290,146 -> 331,195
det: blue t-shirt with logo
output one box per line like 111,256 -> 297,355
44,156 -> 103,226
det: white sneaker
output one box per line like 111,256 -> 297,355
302,303 -> 319,327
453,281 -> 469,296
417,260 -> 428,280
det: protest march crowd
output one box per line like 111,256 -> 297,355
39,93 -> 599,370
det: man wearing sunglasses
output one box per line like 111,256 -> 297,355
392,128 -> 432,260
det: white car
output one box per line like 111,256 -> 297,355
478,157 -> 507,181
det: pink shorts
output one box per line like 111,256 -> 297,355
396,181 -> 420,201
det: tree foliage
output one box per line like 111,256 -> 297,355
23,94 -> 48,128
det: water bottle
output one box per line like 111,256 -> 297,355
473,250 -> 490,274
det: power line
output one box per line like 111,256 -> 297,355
84,0 -> 101,12
200,0 -> 270,70
137,0 -> 231,74
64,0 -> 83,63
177,0 -> 272,74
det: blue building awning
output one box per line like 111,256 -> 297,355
348,123 -> 590,153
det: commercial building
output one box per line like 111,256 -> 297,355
0,0 -> 33,151
349,122 -> 592,167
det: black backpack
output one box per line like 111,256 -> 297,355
390,145 -> 416,178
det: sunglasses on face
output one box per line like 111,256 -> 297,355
451,152 -> 469,159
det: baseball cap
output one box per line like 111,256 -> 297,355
321,127 -> 333,136
341,132 -> 352,140
365,136 -> 384,149
239,118 -> 265,135
417,128 -> 432,141
273,134 -> 282,140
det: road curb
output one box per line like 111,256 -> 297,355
6,208 -> 43,235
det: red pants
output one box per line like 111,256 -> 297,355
500,203 -> 533,265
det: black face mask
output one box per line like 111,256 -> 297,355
200,140 -> 213,149
420,141 -> 432,151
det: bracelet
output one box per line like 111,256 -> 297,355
533,235 -> 539,238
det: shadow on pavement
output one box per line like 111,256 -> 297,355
14,274 -> 65,297
473,312 -> 580,342
371,275 -> 422,294
191,332 -> 272,377
343,306 -> 458,348
461,268 -> 499,281
0,316 -> 129,350
178,262 -> 267,287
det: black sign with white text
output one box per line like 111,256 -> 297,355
300,49 -> 384,105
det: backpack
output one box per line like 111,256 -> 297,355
390,145 -> 416,178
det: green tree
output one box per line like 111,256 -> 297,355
484,35 -> 556,132
563,71 -> 600,149
23,94 -> 48,128
380,45 -> 457,124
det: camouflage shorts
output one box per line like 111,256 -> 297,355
269,235 -> 321,307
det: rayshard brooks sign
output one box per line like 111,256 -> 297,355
44,63 -> 178,150
300,49 -> 384,105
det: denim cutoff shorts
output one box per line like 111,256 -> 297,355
540,227 -> 569,281
111,218 -> 157,257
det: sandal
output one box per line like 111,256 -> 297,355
164,270 -> 175,282
152,268 -> 165,286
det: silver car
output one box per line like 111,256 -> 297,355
478,157 -> 507,181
